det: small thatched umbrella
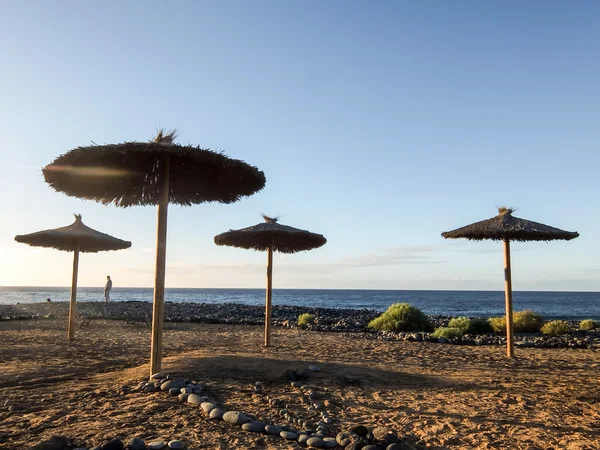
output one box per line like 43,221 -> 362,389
14,214 -> 131,340
43,130 -> 265,376
442,207 -> 579,358
214,215 -> 326,346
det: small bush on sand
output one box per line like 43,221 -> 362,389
488,310 -> 544,334
468,318 -> 494,334
513,310 -> 544,333
448,317 -> 471,333
297,313 -> 316,327
579,319 -> 599,331
368,303 -> 432,332
432,327 -> 464,340
541,320 -> 570,335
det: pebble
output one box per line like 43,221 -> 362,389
372,426 -> 399,443
187,394 -> 202,405
178,393 -> 189,402
223,411 -> 248,425
168,388 -> 180,396
101,440 -> 124,450
280,431 -> 298,440
298,434 -> 311,444
265,424 -> 282,435
306,436 -> 326,448
147,441 -> 166,450
323,437 -> 338,448
242,421 -> 266,433
201,402 -> 217,414
168,440 -> 185,449
161,379 -> 185,392
209,408 -> 224,419
308,365 -> 320,372
291,381 -> 304,388
150,373 -> 165,380
362,446 -> 378,450
144,386 -> 161,393
180,388 -> 192,395
125,438 -> 145,450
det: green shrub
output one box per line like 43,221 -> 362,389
368,303 -> 432,332
488,316 -> 506,333
432,327 -> 464,340
297,313 -> 316,327
468,318 -> 494,334
488,310 -> 544,334
541,320 -> 570,335
579,319 -> 599,331
513,310 -> 544,333
448,317 -> 471,333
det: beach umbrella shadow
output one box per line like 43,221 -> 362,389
14,214 -> 131,340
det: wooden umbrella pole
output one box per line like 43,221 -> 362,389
264,240 -> 274,347
503,239 -> 515,358
150,156 -> 170,376
67,243 -> 80,341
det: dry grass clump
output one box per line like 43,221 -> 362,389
488,310 -> 544,334
579,319 -> 599,331
541,320 -> 570,335
432,327 -> 464,340
297,313 -> 316,327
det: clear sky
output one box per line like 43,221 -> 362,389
0,1 -> 598,291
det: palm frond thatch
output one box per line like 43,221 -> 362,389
42,131 -> 266,207
14,214 -> 131,253
214,216 -> 327,254
441,207 -> 579,242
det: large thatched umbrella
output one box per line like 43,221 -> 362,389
442,207 -> 579,358
214,215 -> 326,346
14,214 -> 131,341
43,131 -> 265,375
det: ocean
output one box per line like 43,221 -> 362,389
0,287 -> 599,320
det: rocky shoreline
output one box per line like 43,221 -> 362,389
1,301 -> 599,350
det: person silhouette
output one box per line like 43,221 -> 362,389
104,275 -> 113,303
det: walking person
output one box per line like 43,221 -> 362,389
104,275 -> 112,303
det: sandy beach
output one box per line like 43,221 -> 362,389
1,319 -> 599,450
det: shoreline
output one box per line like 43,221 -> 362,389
1,300 -> 599,350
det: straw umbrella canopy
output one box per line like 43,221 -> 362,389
42,130 -> 266,376
14,214 -> 131,340
441,207 -> 579,358
214,215 -> 326,346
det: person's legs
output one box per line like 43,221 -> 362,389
105,291 -> 110,303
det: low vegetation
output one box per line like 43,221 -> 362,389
468,318 -> 494,334
488,310 -> 544,334
448,317 -> 471,333
541,320 -> 570,335
297,313 -> 316,327
368,303 -> 432,332
579,319 -> 598,331
432,327 -> 464,340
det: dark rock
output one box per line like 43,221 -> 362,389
167,440 -> 185,449
265,424 -> 282,435
168,388 -> 180,396
372,426 -> 399,443
147,442 -> 166,450
127,437 -> 145,450
33,436 -> 70,450
306,436 -> 326,448
280,431 -> 298,440
102,440 -> 124,450
349,425 -> 369,437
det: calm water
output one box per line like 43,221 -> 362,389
1,287 -> 599,320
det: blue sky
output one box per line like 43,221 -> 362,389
0,1 -> 598,290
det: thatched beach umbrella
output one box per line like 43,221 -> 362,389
14,214 -> 131,340
441,207 -> 579,358
214,215 -> 326,346
43,131 -> 265,375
